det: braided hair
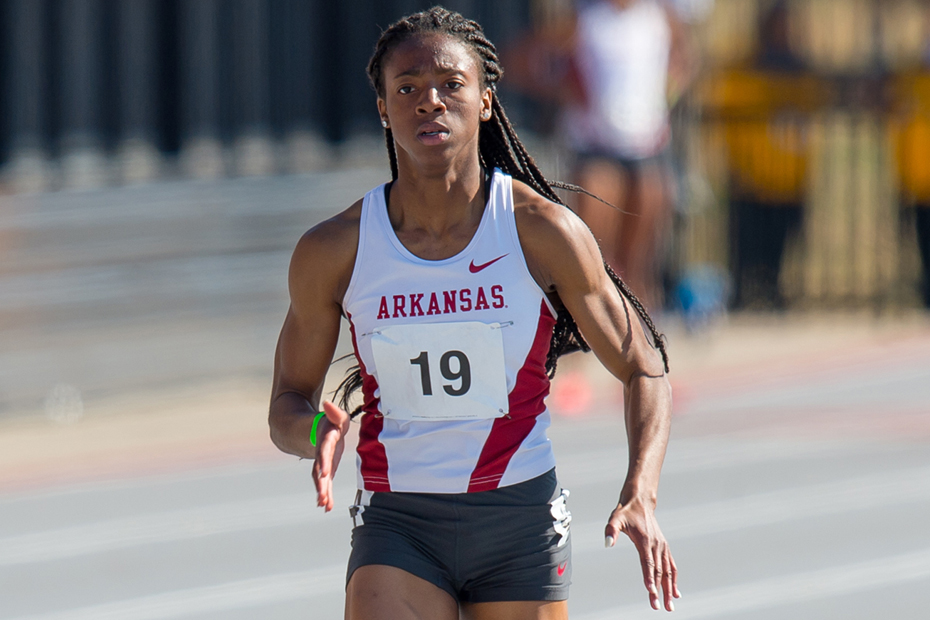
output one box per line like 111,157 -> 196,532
336,6 -> 668,416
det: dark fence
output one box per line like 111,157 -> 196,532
0,0 -> 531,188
679,67 -> 930,309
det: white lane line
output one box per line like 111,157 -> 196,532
0,437 -> 862,507
5,464 -> 930,568
4,467 -> 930,619
0,439 -> 832,564
3,567 -> 343,620
575,546 -> 930,620
8,546 -> 930,620
0,494 -> 320,567
570,465 -> 930,553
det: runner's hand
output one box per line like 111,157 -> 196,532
605,496 -> 680,611
312,400 -> 350,512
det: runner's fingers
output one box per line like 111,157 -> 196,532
312,461 -> 328,507
650,546 -> 664,611
312,443 -> 335,508
637,543 -> 659,610
316,470 -> 332,508
604,508 -> 630,547
311,460 -> 322,494
321,480 -> 333,511
669,551 -> 681,599
604,520 -> 621,547
659,547 -> 675,611
313,408 -> 346,513
319,485 -> 332,510
317,422 -> 335,478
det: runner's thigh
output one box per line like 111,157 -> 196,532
346,565 -> 458,620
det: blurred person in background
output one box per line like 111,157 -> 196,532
915,3 -> 930,308
507,0 -> 697,312
917,203 -> 930,308
754,0 -> 804,72
269,6 -> 678,618
917,169 -> 930,309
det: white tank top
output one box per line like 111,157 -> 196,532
562,0 -> 671,158
343,169 -> 558,493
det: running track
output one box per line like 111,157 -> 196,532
1,170 -> 928,619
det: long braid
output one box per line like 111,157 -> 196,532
337,7 -> 668,416
478,92 -> 668,374
385,128 -> 399,180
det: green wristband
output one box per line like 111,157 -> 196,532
309,412 -> 326,447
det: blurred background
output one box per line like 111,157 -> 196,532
1,1 -> 929,619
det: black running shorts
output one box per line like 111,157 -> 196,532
346,468 -> 572,603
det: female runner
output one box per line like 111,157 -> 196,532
269,7 -> 678,619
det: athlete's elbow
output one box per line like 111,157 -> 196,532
617,348 -> 666,386
268,408 -> 298,457
268,413 -> 287,453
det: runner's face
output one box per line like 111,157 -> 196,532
378,34 -> 492,169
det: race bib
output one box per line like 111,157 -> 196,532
368,321 -> 510,421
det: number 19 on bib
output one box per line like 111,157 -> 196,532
369,322 -> 510,421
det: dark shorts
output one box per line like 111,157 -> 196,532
574,147 -> 671,176
346,468 -> 572,603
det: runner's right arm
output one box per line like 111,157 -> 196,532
268,202 -> 361,460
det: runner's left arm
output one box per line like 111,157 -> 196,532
515,184 -> 679,612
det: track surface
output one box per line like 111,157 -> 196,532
1,171 -> 928,619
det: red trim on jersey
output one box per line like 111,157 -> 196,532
348,314 -> 391,492
467,300 -> 556,492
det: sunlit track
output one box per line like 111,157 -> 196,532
3,437 -> 929,618
2,171 -> 928,620
4,437 -> 851,506
0,493 -> 318,567
4,460 -> 929,569
555,439 -> 863,484
7,547 -> 930,620
3,568 -> 343,620
575,547 -> 930,620
0,460 -> 298,506
4,471 -> 929,620
559,465 -> 930,554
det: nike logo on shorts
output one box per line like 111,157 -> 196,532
558,561 -> 568,576
469,254 -> 508,273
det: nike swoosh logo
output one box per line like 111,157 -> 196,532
469,254 -> 508,273
557,561 -> 568,576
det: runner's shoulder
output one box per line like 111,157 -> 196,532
292,199 -> 361,268
511,178 -> 590,250
289,199 -> 362,300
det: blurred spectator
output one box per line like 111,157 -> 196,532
892,77 -> 930,309
568,0 -> 697,311
755,0 -> 804,71
918,200 -> 930,308
918,3 -> 930,307
507,0 -> 697,310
